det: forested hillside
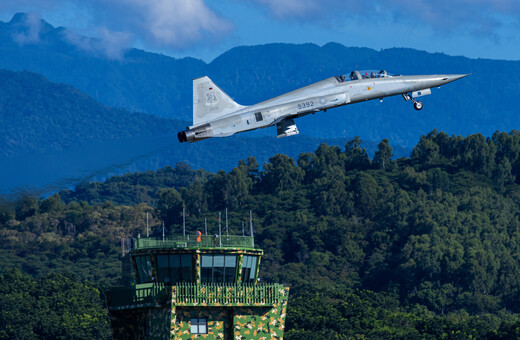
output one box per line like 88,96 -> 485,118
2,130 -> 520,338
0,68 -> 182,156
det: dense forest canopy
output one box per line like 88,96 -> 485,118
3,130 -> 520,338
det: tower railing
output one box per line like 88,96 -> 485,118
133,235 -> 255,250
175,283 -> 286,306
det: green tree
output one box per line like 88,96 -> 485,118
344,136 -> 371,171
0,200 -> 15,225
244,156 -> 260,186
351,172 -> 381,219
412,134 -> 440,165
373,138 -> 394,170
226,164 -> 252,209
311,166 -> 350,216
15,195 -> 39,220
459,133 -> 496,175
261,154 -> 304,194
40,193 -> 64,214
182,180 -> 207,215
494,157 -> 515,188
205,170 -> 230,210
0,270 -> 110,340
156,188 -> 184,227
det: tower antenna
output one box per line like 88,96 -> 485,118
226,207 -> 229,237
183,206 -> 186,237
162,221 -> 165,242
249,210 -> 253,237
218,212 -> 222,247
146,211 -> 149,238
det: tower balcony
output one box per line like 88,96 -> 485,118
106,283 -> 288,311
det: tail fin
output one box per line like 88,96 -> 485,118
192,76 -> 245,126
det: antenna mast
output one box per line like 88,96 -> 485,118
225,208 -> 229,236
162,221 -> 165,242
219,212 -> 222,247
249,210 -> 253,237
183,206 -> 186,237
146,211 -> 149,238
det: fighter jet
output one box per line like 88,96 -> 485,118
177,70 -> 468,143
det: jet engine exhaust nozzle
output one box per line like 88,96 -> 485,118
178,129 -> 195,143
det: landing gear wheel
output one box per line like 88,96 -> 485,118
414,101 -> 423,111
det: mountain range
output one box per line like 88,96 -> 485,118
1,67 -> 409,195
1,12 -> 519,195
2,13 -> 520,147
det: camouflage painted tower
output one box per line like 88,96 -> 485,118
106,229 -> 289,339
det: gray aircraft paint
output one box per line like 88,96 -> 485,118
178,70 -> 468,143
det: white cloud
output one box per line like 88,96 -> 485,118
80,0 -> 233,49
250,0 -> 520,38
141,0 -> 232,47
1,0 -> 233,54
11,12 -> 43,45
254,0 -> 320,18
63,28 -> 133,60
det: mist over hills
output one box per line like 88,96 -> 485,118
0,13 -> 203,119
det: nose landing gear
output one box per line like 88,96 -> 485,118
402,93 -> 424,111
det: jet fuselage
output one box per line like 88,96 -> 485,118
178,71 -> 468,143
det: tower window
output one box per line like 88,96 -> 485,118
201,254 -> 237,284
241,255 -> 258,283
190,318 -> 207,334
135,256 -> 153,283
157,254 -> 193,284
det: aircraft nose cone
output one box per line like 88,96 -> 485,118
443,74 -> 470,84
450,74 -> 470,81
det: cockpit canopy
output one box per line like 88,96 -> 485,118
336,70 -> 395,82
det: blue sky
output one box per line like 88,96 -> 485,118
0,0 -> 519,62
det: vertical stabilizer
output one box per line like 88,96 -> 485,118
193,76 -> 245,126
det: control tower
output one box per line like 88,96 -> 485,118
106,231 -> 289,339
